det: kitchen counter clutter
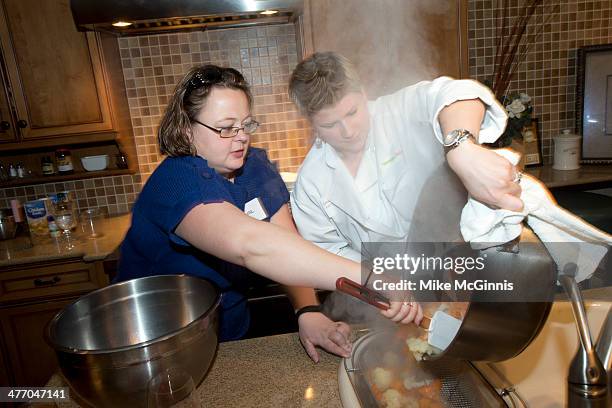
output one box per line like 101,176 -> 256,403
0,214 -> 130,387
45,332 -> 343,408
0,214 -> 130,267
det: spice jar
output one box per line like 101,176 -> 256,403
55,149 -> 74,174
16,162 -> 25,178
41,156 -> 55,175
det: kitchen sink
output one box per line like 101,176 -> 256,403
476,290 -> 611,407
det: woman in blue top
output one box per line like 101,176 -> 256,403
118,65 -> 422,361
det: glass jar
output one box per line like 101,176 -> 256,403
55,149 -> 74,174
41,156 -> 55,175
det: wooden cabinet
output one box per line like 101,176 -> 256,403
0,334 -> 9,386
0,259 -> 106,304
300,0 -> 468,98
0,297 -> 77,386
0,0 -> 136,168
0,258 -> 109,387
0,0 -> 114,141
0,63 -> 17,143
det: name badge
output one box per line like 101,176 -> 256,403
244,197 -> 268,220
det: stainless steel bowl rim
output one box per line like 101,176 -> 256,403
45,274 -> 222,355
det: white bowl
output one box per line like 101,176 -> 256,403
81,155 -> 109,171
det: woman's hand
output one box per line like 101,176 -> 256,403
446,141 -> 523,212
380,301 -> 424,325
298,312 -> 352,363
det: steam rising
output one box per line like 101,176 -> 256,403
307,0 -> 469,329
309,0 -> 456,98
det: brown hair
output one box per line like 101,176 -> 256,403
288,52 -> 361,117
158,65 -> 253,157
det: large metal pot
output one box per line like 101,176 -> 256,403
46,274 -> 220,408
406,164 -> 557,362
438,227 -> 556,361
332,163 -> 557,362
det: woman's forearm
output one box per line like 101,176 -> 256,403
269,204 -> 322,309
176,202 -> 361,290
438,98 -> 485,142
437,98 -> 523,211
239,221 -> 361,290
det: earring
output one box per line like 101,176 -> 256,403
314,137 -> 323,148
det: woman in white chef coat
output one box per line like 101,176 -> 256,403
289,52 -> 521,261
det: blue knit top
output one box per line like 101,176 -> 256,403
117,148 -> 289,340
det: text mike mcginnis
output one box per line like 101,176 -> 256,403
372,279 -> 515,292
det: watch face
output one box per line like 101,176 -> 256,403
443,130 -> 460,146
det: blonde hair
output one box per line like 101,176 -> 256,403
288,52 -> 361,117
158,65 -> 252,157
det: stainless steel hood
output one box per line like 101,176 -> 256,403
70,0 -> 303,36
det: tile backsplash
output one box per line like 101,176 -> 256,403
468,0 -> 612,162
121,25 -> 310,181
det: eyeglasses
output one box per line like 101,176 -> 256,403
192,119 -> 260,138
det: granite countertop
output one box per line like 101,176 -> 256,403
0,214 -> 130,267
45,332 -> 343,408
525,164 -> 612,188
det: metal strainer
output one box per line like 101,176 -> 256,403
344,330 -> 507,407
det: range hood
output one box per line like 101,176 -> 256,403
71,0 -> 303,36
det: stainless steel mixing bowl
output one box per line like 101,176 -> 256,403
46,274 -> 221,407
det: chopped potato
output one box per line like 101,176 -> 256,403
372,367 -> 393,391
381,388 -> 418,408
406,337 -> 440,361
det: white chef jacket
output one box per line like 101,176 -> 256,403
290,77 -> 508,261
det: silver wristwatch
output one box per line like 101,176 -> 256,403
443,129 -> 475,153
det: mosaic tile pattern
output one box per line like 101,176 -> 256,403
468,0 -> 612,162
119,24 -> 310,181
0,174 -> 142,216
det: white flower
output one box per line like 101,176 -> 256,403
506,98 -> 526,115
519,93 -> 531,103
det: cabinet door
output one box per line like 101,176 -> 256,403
0,0 -> 114,141
303,0 -> 468,99
0,56 -> 17,143
0,334 -> 10,386
0,297 -> 76,386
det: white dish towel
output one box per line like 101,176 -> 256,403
460,149 -> 612,282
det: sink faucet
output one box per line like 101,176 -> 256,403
595,309 -> 611,386
560,267 -> 610,407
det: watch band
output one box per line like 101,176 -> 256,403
443,129 -> 475,154
295,305 -> 322,319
